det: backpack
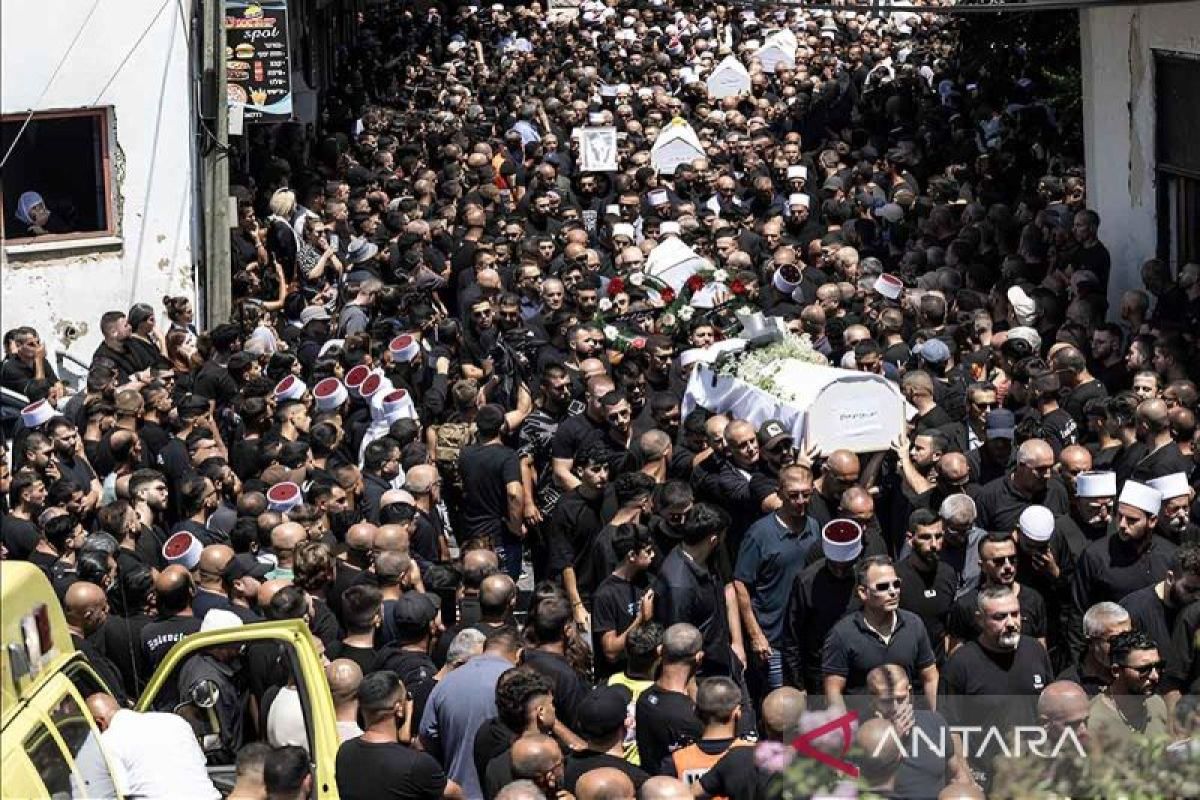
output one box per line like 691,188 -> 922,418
433,422 -> 475,488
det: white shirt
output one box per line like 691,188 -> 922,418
267,685 -> 309,753
101,710 -> 219,799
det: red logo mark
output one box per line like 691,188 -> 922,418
790,710 -> 860,778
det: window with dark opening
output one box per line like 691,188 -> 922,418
1155,52 -> 1200,268
1,108 -> 115,243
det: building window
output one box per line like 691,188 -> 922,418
0,107 -> 116,244
1155,52 -> 1200,268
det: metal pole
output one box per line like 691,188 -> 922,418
202,0 -> 232,328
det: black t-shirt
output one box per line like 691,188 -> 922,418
564,750 -> 649,792
2,514 -> 41,561
523,649 -> 590,730
941,637 -> 1054,764
1072,534 -> 1177,612
335,738 -> 447,800
140,614 -> 202,671
635,685 -> 702,776
895,555 -> 959,662
458,443 -> 522,541
545,488 -> 609,596
591,572 -> 650,678
326,640 -> 380,676
374,647 -> 437,687
193,360 -> 239,407
550,412 -> 605,461
697,744 -> 768,800
948,584 -> 1047,644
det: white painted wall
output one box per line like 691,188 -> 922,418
1080,2 -> 1200,314
1,0 -> 197,373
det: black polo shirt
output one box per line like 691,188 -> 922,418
592,572 -> 650,678
654,546 -> 734,673
895,554 -> 958,662
821,609 -> 936,696
523,649 -> 590,731
974,475 -> 1070,534
1072,533 -> 1176,613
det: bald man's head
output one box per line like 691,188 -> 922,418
856,718 -> 902,785
576,767 -> 635,800
345,522 -> 377,552
511,734 -> 562,782
271,522 -> 306,558
840,486 -> 875,518
198,544 -> 234,584
86,693 -> 122,731
65,581 -> 108,635
155,565 -> 195,614
822,450 -> 860,498
1059,445 -> 1092,477
479,573 -> 516,618
374,524 -> 410,554
639,776 -> 691,800
1037,680 -> 1091,747
938,783 -> 987,800
762,687 -> 806,741
462,548 -> 499,589
937,452 -> 970,485
1137,398 -> 1170,433
326,658 -> 364,706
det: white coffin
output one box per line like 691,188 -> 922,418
706,55 -> 752,98
683,360 -> 907,454
650,119 -> 706,175
645,236 -> 711,293
756,31 -> 797,73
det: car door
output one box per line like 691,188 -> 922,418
134,619 -> 340,798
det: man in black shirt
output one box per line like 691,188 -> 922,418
948,531 -> 1048,652
547,446 -> 611,620
1056,601 -> 1130,696
337,670 -> 451,800
475,667 -> 556,798
782,520 -> 864,693
375,592 -> 443,689
550,373 -> 613,494
523,595 -> 591,735
592,524 -> 655,679
564,685 -> 649,792
1148,471 -> 1199,545
822,555 -> 939,709
636,623 -> 703,776
896,509 -> 958,661
654,503 -> 740,678
139,565 -> 202,672
1119,542 -> 1200,693
974,438 -> 1069,534
942,585 -> 1055,771
1072,480 -> 1177,614
459,404 -> 525,579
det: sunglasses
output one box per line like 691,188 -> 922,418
1125,660 -> 1165,676
871,580 -> 902,593
988,555 -> 1019,566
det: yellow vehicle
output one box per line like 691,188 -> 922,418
1,561 -> 342,798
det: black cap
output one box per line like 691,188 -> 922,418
575,685 -> 632,738
392,592 -> 440,641
222,553 -> 272,582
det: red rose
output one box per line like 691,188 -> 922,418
686,274 -> 705,292
630,337 -> 647,350
731,279 -> 747,296
660,287 -> 676,304
608,277 -> 626,296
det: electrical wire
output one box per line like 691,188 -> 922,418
726,0 -> 1197,14
90,0 -> 174,106
0,0 -> 104,170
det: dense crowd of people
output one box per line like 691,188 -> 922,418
3,0 -> 1200,797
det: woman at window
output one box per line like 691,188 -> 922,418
165,329 -> 201,396
266,188 -> 300,282
11,191 -> 69,238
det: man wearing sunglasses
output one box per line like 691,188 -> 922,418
822,555 -> 938,712
1087,629 -> 1170,743
947,531 -> 1049,656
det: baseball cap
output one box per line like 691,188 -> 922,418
913,338 -> 951,365
757,419 -> 793,450
223,553 -> 272,582
575,685 -> 632,738
985,409 -> 1016,440
392,592 -> 440,640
